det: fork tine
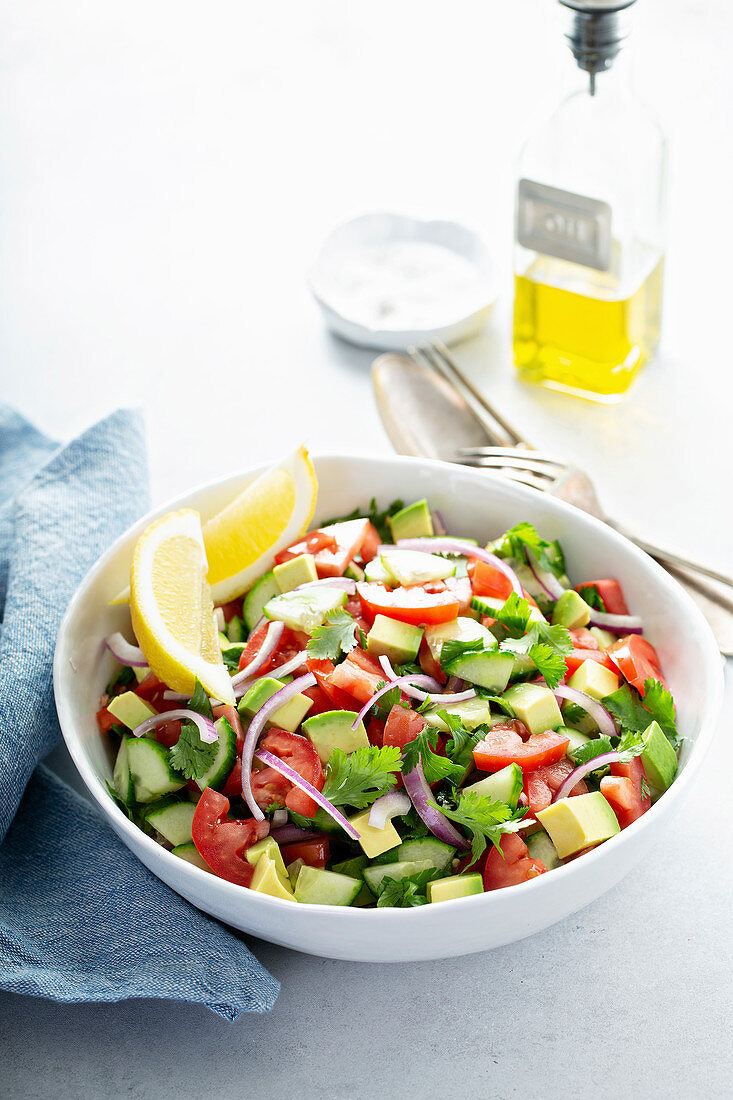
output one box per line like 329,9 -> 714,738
458,446 -> 567,471
432,340 -> 531,448
464,466 -> 549,492
410,344 -> 517,449
460,454 -> 560,478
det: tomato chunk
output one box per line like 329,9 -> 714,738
576,579 -> 629,615
483,832 -> 546,891
280,837 -> 330,869
607,635 -> 667,694
357,581 -> 460,626
383,704 -> 426,750
276,519 -> 372,577
564,649 -> 618,677
524,756 -> 588,814
326,649 -> 385,704
469,560 -> 514,601
238,623 -> 308,676
473,723 -> 570,772
600,756 -> 651,829
191,788 -> 269,887
257,729 -> 324,817
96,707 -> 118,733
569,628 -> 599,651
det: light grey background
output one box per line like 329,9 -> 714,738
1,1 -> 731,1097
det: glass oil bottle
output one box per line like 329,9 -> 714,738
513,0 -> 667,401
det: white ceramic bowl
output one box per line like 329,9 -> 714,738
309,213 -> 497,350
54,455 -> 723,962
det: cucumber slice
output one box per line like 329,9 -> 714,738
264,587 -> 347,634
126,737 -> 186,803
447,651 -> 514,693
113,735 -> 136,806
195,716 -> 238,791
145,798 -> 197,846
559,725 -> 593,758
227,614 -> 246,643
464,763 -> 523,807
293,866 -> 362,906
243,571 -> 279,631
526,830 -> 561,870
395,838 -> 456,872
362,858 -> 434,896
171,842 -> 212,872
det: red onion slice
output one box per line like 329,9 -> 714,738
234,649 -> 309,701
163,690 -> 190,702
255,749 -> 361,840
397,538 -> 523,596
368,791 -> 412,830
295,577 -> 356,595
445,675 -> 466,693
350,675 -> 427,730
241,672 -> 316,820
524,548 -> 566,600
104,632 -> 149,668
133,708 -> 218,744
403,762 -> 469,849
553,751 -> 621,802
587,610 -> 643,634
230,620 -> 284,691
270,824 -> 320,844
377,654 -> 475,705
553,685 -> 618,739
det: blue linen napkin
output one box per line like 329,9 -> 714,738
0,406 -> 279,1019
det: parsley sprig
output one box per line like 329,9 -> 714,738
307,608 -> 358,662
320,745 -> 402,809
431,791 -> 529,865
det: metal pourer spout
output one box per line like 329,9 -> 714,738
559,0 -> 636,95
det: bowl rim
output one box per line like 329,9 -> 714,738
54,452 -> 725,922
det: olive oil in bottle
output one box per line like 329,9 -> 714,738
513,0 -> 667,401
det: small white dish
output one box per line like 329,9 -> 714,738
54,454 -> 723,962
309,213 -> 497,350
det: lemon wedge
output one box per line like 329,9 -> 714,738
129,508 -> 235,703
202,444 -> 317,604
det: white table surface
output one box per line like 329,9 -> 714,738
1,1 -> 731,1097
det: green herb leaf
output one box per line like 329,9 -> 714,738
307,608 -> 357,662
441,714 -> 488,768
372,681 -> 409,721
376,868 -> 438,907
432,791 -> 529,865
492,592 -> 533,638
473,691 -> 516,718
222,645 -> 246,671
603,681 -> 679,748
402,728 -> 465,785
188,678 -> 213,720
398,807 -> 431,840
641,679 -> 679,746
569,735 -> 615,765
321,745 -> 402,809
106,665 -> 136,696
440,637 -> 489,670
169,721 -> 218,780
357,627 -> 368,649
576,584 -> 607,612
527,642 -> 567,691
493,522 -> 566,579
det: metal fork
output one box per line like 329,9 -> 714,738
409,342 -> 733,654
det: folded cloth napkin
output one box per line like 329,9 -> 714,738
0,406 -> 279,1019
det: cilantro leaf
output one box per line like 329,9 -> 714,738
432,791 -> 529,865
307,608 -> 357,662
169,721 -> 218,780
491,592 -> 533,638
106,665 -> 135,696
402,728 -> 465,785
640,775 -> 651,801
321,745 -> 402,809
493,522 -> 567,579
473,690 -> 516,718
376,868 -> 438,907
357,627 -> 368,649
441,714 -> 488,768
372,681 -> 409,721
576,584 -> 607,612
603,680 -> 679,748
527,642 -> 567,691
188,678 -> 213,720
641,679 -> 679,746
222,645 -> 246,671
500,619 -> 571,687
324,497 -> 405,545
569,735 -> 615,766
398,807 -> 431,840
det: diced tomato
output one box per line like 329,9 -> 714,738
473,723 -> 570,772
306,657 -> 360,710
276,519 -> 372,577
607,635 -> 667,694
357,581 -> 460,626
523,756 -> 588,815
565,648 -> 619,677
154,720 -> 183,748
96,707 -> 118,733
483,832 -> 546,891
366,717 -> 385,747
383,703 -> 426,751
576,579 -> 629,615
221,758 -> 242,800
327,648 -> 385,704
469,560 -> 514,600
257,729 -> 324,817
191,788 -> 269,888
302,682 -> 341,717
569,628 -> 600,651
238,623 -> 308,676
250,764 -> 290,811
344,595 -> 371,638
600,756 -> 651,829
134,672 -> 181,713
218,599 -> 244,624
358,522 -> 381,564
280,836 -> 330,869
418,636 -> 447,685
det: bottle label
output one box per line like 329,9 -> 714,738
517,179 -> 612,271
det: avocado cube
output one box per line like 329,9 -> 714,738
424,616 -> 495,664
302,709 -> 370,764
246,837 -> 289,880
427,873 -> 484,903
349,809 -> 402,859
387,499 -> 434,540
567,659 -> 619,700
132,665 -> 150,684
367,615 -> 424,665
380,548 -> 455,586
537,792 -> 620,858
552,589 -> 592,629
250,852 -> 296,901
106,691 -> 157,731
273,553 -> 318,594
502,683 -> 562,737
238,677 -> 313,732
640,720 -> 678,791
589,626 -> 616,650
